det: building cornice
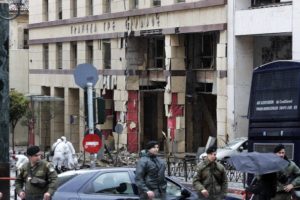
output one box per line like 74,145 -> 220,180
28,23 -> 226,45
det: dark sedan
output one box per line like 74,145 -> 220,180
53,167 -> 241,200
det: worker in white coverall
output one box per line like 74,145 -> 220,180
51,136 -> 78,172
52,138 -> 69,172
14,153 -> 29,170
60,136 -> 78,169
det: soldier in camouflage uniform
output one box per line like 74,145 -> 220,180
271,144 -> 300,200
193,146 -> 228,200
15,146 -> 57,200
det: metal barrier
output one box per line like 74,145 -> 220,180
166,156 -> 247,186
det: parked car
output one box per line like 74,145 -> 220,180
199,137 -> 248,162
53,167 -> 242,200
53,167 -> 197,200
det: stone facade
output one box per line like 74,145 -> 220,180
28,0 -> 228,153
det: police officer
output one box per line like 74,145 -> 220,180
271,144 -> 300,200
135,141 -> 167,200
193,146 -> 228,200
15,145 -> 57,200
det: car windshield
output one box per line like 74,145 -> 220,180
57,174 -> 78,187
223,138 -> 245,149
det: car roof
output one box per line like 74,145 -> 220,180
58,167 -> 136,178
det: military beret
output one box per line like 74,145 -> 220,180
27,145 -> 40,156
273,144 -> 285,153
206,146 -> 217,154
146,140 -> 158,150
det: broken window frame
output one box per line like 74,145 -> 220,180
147,36 -> 165,69
188,32 -> 218,70
251,0 -> 289,7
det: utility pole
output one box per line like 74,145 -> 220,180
0,2 -> 11,198
0,0 -> 23,198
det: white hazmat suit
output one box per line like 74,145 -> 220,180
52,137 -> 78,171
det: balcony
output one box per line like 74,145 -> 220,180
235,2 -> 292,36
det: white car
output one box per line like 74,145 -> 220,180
199,137 -> 248,161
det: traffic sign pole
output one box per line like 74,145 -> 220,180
87,82 -> 94,135
73,63 -> 99,169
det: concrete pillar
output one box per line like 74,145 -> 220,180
63,42 -> 71,69
216,31 -> 228,146
234,37 -> 253,139
0,2 -> 10,197
48,43 -> 56,70
77,41 -> 87,64
293,0 -> 300,59
165,35 -> 186,153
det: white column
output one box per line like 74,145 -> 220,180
293,0 -> 300,59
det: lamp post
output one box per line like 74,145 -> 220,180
0,0 -> 23,198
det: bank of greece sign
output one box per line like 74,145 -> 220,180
70,13 -> 160,35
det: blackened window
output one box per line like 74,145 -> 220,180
87,41 -> 93,64
71,42 -> 77,69
188,32 -> 218,70
103,40 -> 111,69
23,29 -> 29,49
153,0 -> 161,6
57,0 -> 62,20
148,37 -> 165,69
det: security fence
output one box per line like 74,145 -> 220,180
165,156 -> 247,186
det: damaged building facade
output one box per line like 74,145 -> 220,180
28,0 -> 228,152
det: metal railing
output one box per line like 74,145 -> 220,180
165,156 -> 247,186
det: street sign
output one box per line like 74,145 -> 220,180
115,123 -> 123,134
73,63 -> 99,89
82,134 -> 102,153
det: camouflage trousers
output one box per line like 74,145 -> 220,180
25,194 -> 44,200
271,192 -> 291,200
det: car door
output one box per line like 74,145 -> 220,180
78,171 -> 139,200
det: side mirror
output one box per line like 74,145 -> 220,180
238,146 -> 244,152
116,182 -> 127,193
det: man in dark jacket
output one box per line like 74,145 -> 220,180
15,146 -> 57,200
271,144 -> 300,200
193,146 -> 228,200
135,140 -> 167,200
